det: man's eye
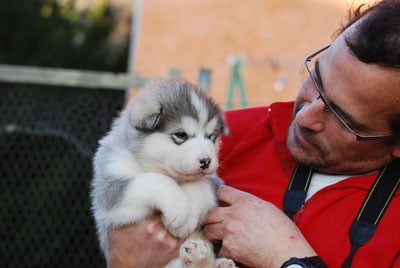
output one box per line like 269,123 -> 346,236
316,95 -> 330,113
171,132 -> 188,144
322,103 -> 332,113
312,72 -> 321,84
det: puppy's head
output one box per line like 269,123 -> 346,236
127,79 -> 229,182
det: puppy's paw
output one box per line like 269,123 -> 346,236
174,215 -> 199,238
179,239 -> 213,267
166,221 -> 196,239
215,258 -> 237,268
161,203 -> 190,238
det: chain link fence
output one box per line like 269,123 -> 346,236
0,66 -> 152,267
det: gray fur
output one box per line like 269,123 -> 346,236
135,80 -> 229,136
102,178 -> 131,210
208,175 -> 225,196
152,82 -> 199,131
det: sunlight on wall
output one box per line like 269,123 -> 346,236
133,0 -> 376,109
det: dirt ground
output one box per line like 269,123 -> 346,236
133,0 -> 373,109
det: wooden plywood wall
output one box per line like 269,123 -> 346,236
132,0 -> 373,109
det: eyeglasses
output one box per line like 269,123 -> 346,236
304,45 -> 394,141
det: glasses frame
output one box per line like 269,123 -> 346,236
304,45 -> 394,141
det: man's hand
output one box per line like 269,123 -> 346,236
108,215 -> 183,268
203,185 -> 317,268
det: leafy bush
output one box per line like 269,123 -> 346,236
0,0 -> 129,72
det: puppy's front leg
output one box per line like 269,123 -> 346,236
181,180 -> 217,232
106,172 -> 191,238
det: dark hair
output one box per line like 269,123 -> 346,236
339,0 -> 400,69
338,0 -> 400,143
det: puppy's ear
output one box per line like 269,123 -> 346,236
220,116 -> 230,137
128,91 -> 163,132
135,106 -> 163,131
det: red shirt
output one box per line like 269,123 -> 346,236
218,102 -> 400,268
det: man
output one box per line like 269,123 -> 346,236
107,1 -> 400,267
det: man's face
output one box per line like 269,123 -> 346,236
287,28 -> 400,174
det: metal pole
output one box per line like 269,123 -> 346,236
126,0 -> 144,98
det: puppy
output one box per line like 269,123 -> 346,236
91,80 -> 236,267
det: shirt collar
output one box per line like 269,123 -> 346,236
269,101 -> 296,178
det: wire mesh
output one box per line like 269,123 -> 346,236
0,82 -> 124,267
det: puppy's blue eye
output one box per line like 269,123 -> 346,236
171,132 -> 188,144
206,133 -> 217,142
174,132 -> 187,139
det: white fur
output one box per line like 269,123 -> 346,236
190,91 -> 209,126
90,80 -> 236,268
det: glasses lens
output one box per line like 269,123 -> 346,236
301,46 -> 394,141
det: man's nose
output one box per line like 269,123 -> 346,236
295,98 -> 326,132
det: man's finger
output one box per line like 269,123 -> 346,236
203,207 -> 225,224
218,246 -> 232,260
217,185 -> 247,205
203,222 -> 224,241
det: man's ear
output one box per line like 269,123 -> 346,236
391,144 -> 400,158
135,106 -> 163,132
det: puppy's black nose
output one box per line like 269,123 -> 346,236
199,157 -> 211,170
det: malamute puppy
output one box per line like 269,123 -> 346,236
91,80 -> 236,268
